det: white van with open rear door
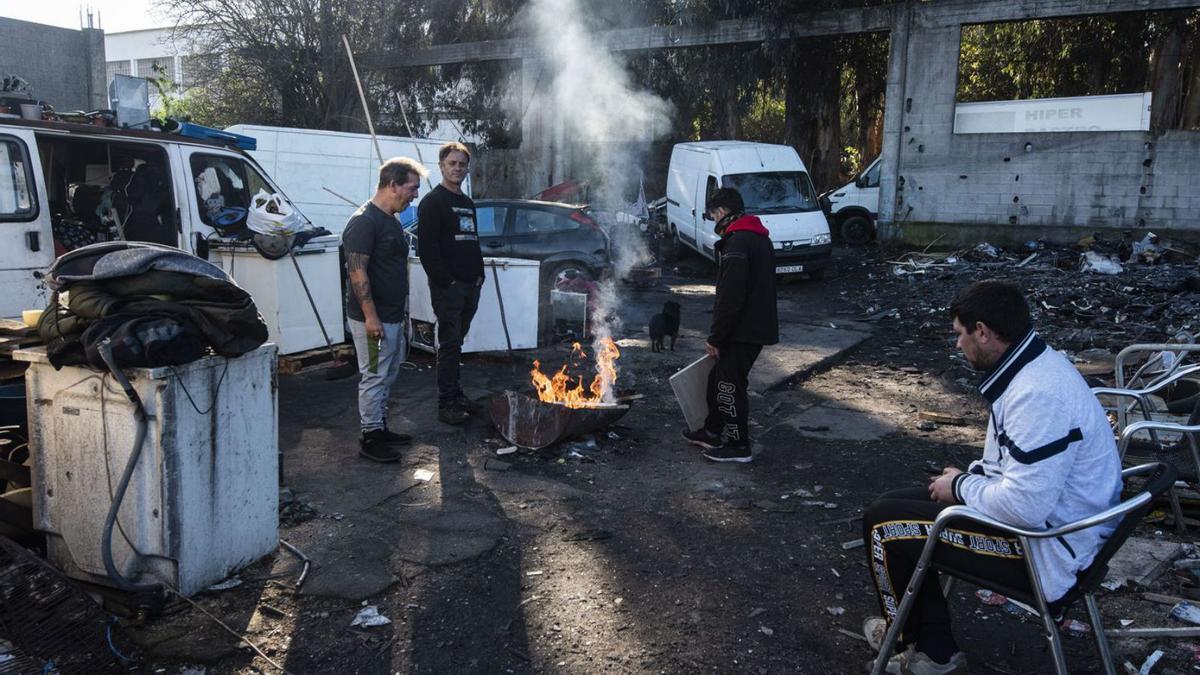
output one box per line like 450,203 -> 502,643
665,141 -> 832,279
0,117 -> 306,319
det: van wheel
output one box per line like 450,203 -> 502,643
840,215 -> 873,246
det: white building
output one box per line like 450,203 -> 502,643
103,26 -> 479,143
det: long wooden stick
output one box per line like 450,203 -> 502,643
342,34 -> 384,166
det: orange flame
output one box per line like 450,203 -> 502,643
531,337 -> 620,408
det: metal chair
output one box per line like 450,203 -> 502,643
868,461 -> 1177,675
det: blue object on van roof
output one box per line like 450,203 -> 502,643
174,123 -> 257,151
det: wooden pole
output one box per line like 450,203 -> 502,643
342,34 -> 384,165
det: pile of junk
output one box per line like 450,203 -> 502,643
0,241 -> 278,671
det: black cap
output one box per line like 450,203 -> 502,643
705,187 -> 743,214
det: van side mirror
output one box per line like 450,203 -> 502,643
193,232 -> 210,260
854,175 -> 868,189
701,211 -> 712,221
819,196 -> 832,214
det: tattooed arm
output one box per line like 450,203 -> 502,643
346,252 -> 383,338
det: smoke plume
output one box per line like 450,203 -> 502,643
527,0 -> 673,391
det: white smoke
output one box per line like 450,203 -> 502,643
528,0 -> 672,383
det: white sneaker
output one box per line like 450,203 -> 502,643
863,616 -> 888,652
867,649 -> 967,675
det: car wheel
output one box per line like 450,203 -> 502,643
548,262 -> 592,289
840,215 -> 873,246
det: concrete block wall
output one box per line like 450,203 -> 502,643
886,9 -> 1200,246
0,19 -> 106,112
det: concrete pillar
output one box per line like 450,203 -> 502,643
82,27 -> 107,109
875,2 -> 911,240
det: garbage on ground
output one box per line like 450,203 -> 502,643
208,576 -> 243,591
413,469 -> 435,482
484,458 -> 511,472
1081,251 -> 1123,275
1136,649 -> 1163,675
976,589 -> 1008,606
1060,618 -> 1090,635
1171,602 -> 1200,625
825,606 -> 845,616
350,605 -> 391,628
759,625 -> 774,636
495,445 -> 518,456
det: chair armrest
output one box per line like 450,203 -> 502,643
931,495 -> 1150,541
1098,364 -> 1200,398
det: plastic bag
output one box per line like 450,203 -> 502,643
246,189 -> 305,236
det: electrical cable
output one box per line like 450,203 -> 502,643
96,338 -> 161,594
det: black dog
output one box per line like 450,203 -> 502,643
648,300 -> 681,353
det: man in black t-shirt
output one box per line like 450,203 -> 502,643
417,142 -> 484,425
342,157 -> 426,462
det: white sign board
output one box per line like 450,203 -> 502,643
954,92 -> 1152,134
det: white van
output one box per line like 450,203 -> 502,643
665,141 -> 832,278
224,125 -> 469,234
822,156 -> 880,245
0,117 -> 307,318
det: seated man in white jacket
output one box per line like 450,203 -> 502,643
860,280 -> 1122,675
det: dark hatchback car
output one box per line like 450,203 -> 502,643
474,199 -> 611,284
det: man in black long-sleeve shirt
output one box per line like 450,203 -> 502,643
417,142 -> 484,425
681,187 -> 778,463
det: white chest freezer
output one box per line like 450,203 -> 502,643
211,235 -> 344,355
15,344 -> 279,596
408,257 -> 540,353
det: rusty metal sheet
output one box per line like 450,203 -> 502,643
489,390 -> 630,450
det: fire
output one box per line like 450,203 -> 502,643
531,337 -> 620,408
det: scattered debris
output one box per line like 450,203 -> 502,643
748,608 -> 767,618
208,576 -> 243,591
976,589 -> 1008,606
526,570 -> 544,577
1106,538 -> 1187,588
279,538 -> 311,588
841,539 -> 864,550
826,606 -> 845,616
495,445 -> 518,456
1060,618 -> 1090,635
413,469 -> 435,482
759,625 -> 774,637
484,458 -> 512,472
753,499 -> 796,513
835,627 -> 869,643
1136,649 -> 1163,675
350,606 -> 391,628
1081,251 -> 1123,275
918,411 -> 966,426
1171,602 -> 1200,625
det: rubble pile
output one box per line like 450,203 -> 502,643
859,235 -> 1199,355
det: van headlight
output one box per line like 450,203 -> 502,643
811,233 -> 831,246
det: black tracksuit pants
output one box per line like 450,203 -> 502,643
863,487 -> 1034,659
703,342 -> 762,446
430,280 -> 481,405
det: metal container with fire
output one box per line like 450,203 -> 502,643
490,338 -> 631,449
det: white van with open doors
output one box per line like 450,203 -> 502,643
0,117 -> 307,319
665,141 -> 832,278
822,155 -> 880,245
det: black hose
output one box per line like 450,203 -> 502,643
97,338 -> 161,594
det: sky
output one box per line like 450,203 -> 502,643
0,0 -> 170,33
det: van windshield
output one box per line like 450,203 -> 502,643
722,172 -> 819,214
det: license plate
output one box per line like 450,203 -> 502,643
776,264 -> 805,274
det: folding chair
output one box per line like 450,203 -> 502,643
868,461 -> 1177,675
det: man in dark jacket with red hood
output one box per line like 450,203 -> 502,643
682,187 -> 779,462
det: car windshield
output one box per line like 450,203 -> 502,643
722,172 -> 819,213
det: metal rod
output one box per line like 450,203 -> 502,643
322,185 -> 358,207
491,262 -> 515,368
395,92 -> 435,192
342,34 -> 384,166
288,250 -> 342,366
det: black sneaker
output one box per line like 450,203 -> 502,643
454,392 -> 479,415
379,426 -> 412,445
702,443 -> 753,463
681,427 -> 724,450
359,430 -> 402,463
438,403 -> 468,426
